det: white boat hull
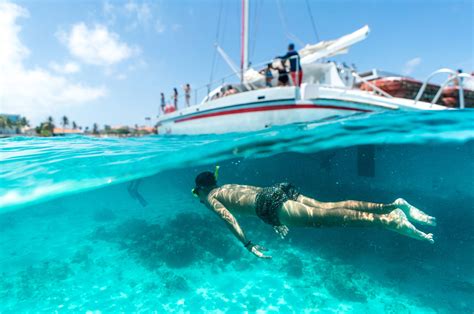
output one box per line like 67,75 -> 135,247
157,84 -> 446,135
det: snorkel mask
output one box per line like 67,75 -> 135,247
192,166 -> 220,197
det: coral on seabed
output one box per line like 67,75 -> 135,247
92,212 -> 242,269
280,252 -> 304,278
92,208 -> 116,222
321,263 -> 375,303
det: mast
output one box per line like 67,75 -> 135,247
241,0 -> 249,83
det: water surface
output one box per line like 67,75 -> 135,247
1,110 -> 473,312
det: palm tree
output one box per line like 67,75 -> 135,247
92,123 -> 99,135
20,117 -> 29,128
61,116 -> 69,132
72,121 -> 77,129
0,116 -> 7,129
42,117 -> 54,133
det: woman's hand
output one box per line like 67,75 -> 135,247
245,241 -> 272,259
273,225 -> 289,239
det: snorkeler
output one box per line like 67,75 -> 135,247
192,168 -> 436,259
127,179 -> 148,207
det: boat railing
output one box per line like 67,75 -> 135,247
414,68 -> 470,109
164,55 -> 306,112
351,71 -> 393,98
161,70 -> 240,114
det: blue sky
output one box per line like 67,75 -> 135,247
0,0 -> 472,127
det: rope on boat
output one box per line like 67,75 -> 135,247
305,0 -> 321,42
209,0 -> 225,91
276,0 -> 304,47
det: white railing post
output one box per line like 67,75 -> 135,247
459,77 -> 465,109
352,71 -> 393,98
415,68 -> 469,108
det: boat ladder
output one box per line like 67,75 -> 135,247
414,68 -> 470,109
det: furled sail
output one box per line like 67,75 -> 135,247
241,25 -> 370,85
299,25 -> 370,64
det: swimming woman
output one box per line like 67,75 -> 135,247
192,170 -> 436,259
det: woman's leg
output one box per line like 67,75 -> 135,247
297,195 -> 436,226
297,195 -> 396,214
393,198 -> 436,226
278,200 -> 434,243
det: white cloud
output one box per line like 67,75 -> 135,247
125,1 -> 152,29
102,1 -> 167,35
49,61 -> 81,74
402,57 -> 422,75
59,22 -> 139,66
0,2 -> 106,123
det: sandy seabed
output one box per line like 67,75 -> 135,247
1,193 -> 472,314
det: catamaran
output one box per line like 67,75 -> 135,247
156,0 -> 468,135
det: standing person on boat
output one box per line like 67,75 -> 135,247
259,63 -> 274,88
276,43 -> 303,87
276,60 -> 289,87
172,88 -> 178,109
192,170 -> 436,259
183,83 -> 191,107
452,69 -> 463,86
160,93 -> 166,114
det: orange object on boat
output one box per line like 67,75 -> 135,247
441,86 -> 474,108
441,96 -> 457,108
164,104 -> 177,114
359,77 -> 441,103
360,77 -> 474,108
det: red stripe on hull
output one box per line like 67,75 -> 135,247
175,103 -> 370,123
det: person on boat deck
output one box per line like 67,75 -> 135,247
192,170 -> 436,259
213,86 -> 226,99
172,88 -> 179,109
224,85 -> 237,97
160,92 -> 166,114
276,60 -> 289,87
183,83 -> 191,107
259,63 -> 274,87
452,69 -> 463,86
276,43 -> 303,87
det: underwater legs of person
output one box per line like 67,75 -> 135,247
127,179 -> 148,207
297,195 -> 436,226
278,200 -> 435,243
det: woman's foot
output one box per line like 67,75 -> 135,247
386,209 -> 435,244
394,198 -> 437,226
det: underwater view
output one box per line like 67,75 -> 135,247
1,111 -> 473,313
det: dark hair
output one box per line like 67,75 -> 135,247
195,171 -> 217,189
288,43 -> 295,50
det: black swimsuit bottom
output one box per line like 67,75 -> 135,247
255,183 -> 300,226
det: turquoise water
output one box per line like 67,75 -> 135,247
1,110 -> 473,312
